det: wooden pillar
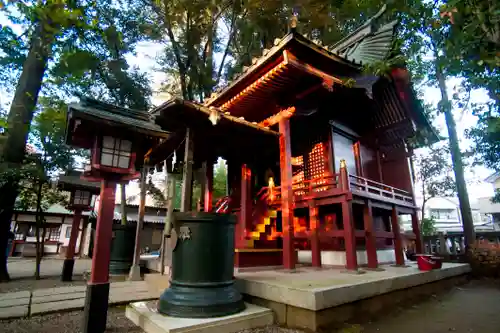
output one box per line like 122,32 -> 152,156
66,209 -> 82,260
363,200 -> 378,269
391,206 -> 405,266
83,179 -> 116,333
309,202 -> 321,268
181,128 -> 194,212
61,209 -> 82,281
129,167 -> 148,281
376,149 -> 384,183
240,164 -> 252,232
411,211 -> 423,253
279,118 -> 295,270
204,161 -> 214,212
342,200 -> 358,270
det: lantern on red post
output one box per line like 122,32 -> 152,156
64,97 -> 169,333
58,171 -> 100,282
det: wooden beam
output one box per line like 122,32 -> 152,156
240,164 -> 252,234
363,200 -> 378,269
204,161 -> 214,212
391,205 -> 405,266
284,50 -> 344,85
308,201 -> 321,268
279,118 -> 296,270
342,200 -> 358,271
180,128 -> 194,212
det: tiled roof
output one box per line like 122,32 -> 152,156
68,97 -> 169,138
205,5 -> 395,107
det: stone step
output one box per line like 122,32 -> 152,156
126,302 -> 274,333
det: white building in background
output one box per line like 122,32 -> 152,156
477,172 -> 500,228
401,196 -> 495,233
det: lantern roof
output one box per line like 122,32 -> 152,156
57,170 -> 101,193
66,97 -> 169,149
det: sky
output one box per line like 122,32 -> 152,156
0,14 -> 495,202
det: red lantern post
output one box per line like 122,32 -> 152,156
64,98 -> 169,333
58,171 -> 100,282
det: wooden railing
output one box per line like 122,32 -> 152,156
266,174 -> 339,202
349,174 -> 414,204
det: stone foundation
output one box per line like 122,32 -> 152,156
242,274 -> 468,331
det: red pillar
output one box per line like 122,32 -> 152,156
66,209 -> 82,259
342,200 -> 358,270
363,200 -> 378,269
204,161 -> 214,212
240,164 -> 252,235
90,180 -> 117,283
391,206 -> 405,266
279,118 -> 295,270
61,209 -> 82,281
83,179 -> 117,333
411,210 -> 423,254
309,202 -> 321,268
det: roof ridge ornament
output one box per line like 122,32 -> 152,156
289,7 -> 299,33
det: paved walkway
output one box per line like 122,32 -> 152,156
0,280 -> 159,319
6,258 -> 92,279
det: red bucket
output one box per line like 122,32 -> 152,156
416,254 -> 443,271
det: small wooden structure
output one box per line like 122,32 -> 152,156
57,170 -> 100,281
147,7 -> 438,272
64,97 -> 168,333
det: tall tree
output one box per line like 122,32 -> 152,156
0,0 -> 157,281
395,0 -> 484,248
0,0 -> 97,282
414,146 -> 456,219
15,96 -> 81,279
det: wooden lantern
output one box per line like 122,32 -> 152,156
90,135 -> 136,175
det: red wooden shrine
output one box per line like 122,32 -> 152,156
147,8 -> 437,272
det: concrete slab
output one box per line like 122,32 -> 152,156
235,262 -> 471,311
0,305 -> 29,319
0,290 -> 30,301
109,290 -> 158,305
31,291 -> 86,304
33,285 -> 85,297
126,302 -> 274,333
0,297 -> 30,308
30,298 -> 85,315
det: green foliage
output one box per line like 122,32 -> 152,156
421,217 -> 437,236
213,159 -> 227,200
14,96 -> 80,211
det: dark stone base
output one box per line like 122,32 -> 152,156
61,258 -> 75,282
83,282 -> 110,333
158,282 -> 245,318
109,260 -> 133,275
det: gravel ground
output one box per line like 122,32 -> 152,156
0,307 -> 142,333
0,307 -> 300,333
2,280 -> 500,333
0,274 -> 127,293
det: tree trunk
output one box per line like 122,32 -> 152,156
0,25 -> 54,282
421,199 -> 427,221
35,180 -> 44,280
121,183 -> 127,226
435,61 -> 476,248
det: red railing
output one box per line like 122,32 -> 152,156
348,174 -> 414,204
266,174 -> 339,202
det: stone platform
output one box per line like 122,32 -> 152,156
234,262 -> 471,331
126,302 -> 273,333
